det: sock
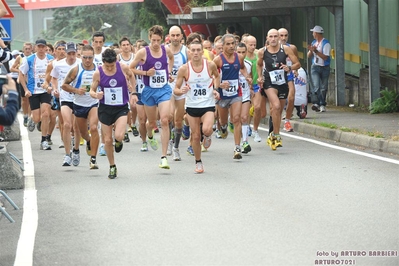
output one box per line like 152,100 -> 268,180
46,134 -> 51,140
241,124 -> 248,143
285,119 -> 290,123
41,136 -> 46,142
73,148 -> 79,154
221,124 -> 227,132
110,164 -> 115,168
174,128 -> 182,148
87,141 -> 91,149
161,156 -> 166,159
269,116 -> 273,133
90,156 -> 96,162
195,159 -> 202,163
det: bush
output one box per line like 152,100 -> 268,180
369,88 -> 399,114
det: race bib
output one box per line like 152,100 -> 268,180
269,69 -> 286,85
149,69 -> 167,88
104,87 -> 123,105
190,84 -> 208,101
136,78 -> 145,94
222,79 -> 239,97
80,81 -> 92,95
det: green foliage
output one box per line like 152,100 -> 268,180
369,88 -> 399,114
48,1 -> 169,44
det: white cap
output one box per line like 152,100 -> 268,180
11,50 -> 20,56
310,25 -> 324,34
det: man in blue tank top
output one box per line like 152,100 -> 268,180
129,25 -> 174,170
90,49 -> 137,179
213,34 -> 251,160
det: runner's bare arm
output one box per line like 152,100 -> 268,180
90,70 -> 102,99
256,49 -> 265,87
129,49 -> 146,76
121,64 -> 136,93
283,45 -> 301,71
10,56 -> 21,73
173,64 -> 188,96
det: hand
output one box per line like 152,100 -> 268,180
180,85 -> 189,94
280,64 -> 291,73
76,87 -> 86,95
129,94 -> 137,106
221,81 -> 230,90
2,76 -> 16,93
246,76 -> 252,85
213,90 -> 220,100
53,89 -> 60,98
96,91 -> 104,99
146,67 -> 155,76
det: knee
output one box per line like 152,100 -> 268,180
191,132 -> 201,143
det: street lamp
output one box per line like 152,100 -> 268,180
99,22 -> 112,31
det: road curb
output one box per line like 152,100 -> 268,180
290,120 -> 398,155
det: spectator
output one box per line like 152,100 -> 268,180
0,38 -> 12,63
0,76 -> 19,126
307,25 -> 331,112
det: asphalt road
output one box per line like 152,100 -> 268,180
1,120 -> 398,266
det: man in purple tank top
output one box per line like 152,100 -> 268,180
90,49 -> 137,179
129,25 -> 174,170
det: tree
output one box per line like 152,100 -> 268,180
48,1 -> 170,44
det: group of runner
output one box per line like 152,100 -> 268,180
10,24 -> 307,178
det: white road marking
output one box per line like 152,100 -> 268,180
258,125 -> 399,165
14,114 -> 37,266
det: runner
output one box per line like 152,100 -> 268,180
61,45 -> 100,168
19,39 -> 54,150
168,25 -> 188,161
90,48 -> 137,179
173,41 -> 220,173
10,42 -> 33,127
213,34 -> 250,160
256,29 -> 300,150
50,42 -> 82,166
129,25 -> 174,169
117,36 -> 138,142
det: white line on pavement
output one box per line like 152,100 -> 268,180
258,125 -> 399,165
14,113 -> 37,266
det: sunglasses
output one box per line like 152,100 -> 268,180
82,56 -> 94,60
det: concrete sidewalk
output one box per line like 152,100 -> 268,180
283,105 -> 399,155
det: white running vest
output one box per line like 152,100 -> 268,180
72,63 -> 98,107
51,58 -> 82,103
185,59 -> 214,108
239,59 -> 252,102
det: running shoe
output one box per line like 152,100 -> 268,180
233,147 -> 242,160
79,137 -> 84,146
89,159 -> 99,170
172,147 -> 181,161
203,135 -> 212,149
159,157 -> 170,169
131,125 -> 139,137
300,104 -> 307,119
182,124 -> 190,140
36,121 -> 42,132
253,131 -> 262,142
127,126 -> 132,132
115,140 -> 123,153
46,136 -> 53,145
23,116 -> 28,127
40,140 -> 51,150
248,126 -> 252,137
27,117 -> 35,132
220,127 -> 228,139
123,133 -> 130,142
108,165 -> 117,179
148,133 -> 159,151
72,151 -> 80,166
59,141 -> 64,148
320,105 -> 326,112
62,154 -> 72,166
215,130 -> 222,139
195,161 -> 204,173
267,133 -> 278,151
311,104 -> 320,112
187,145 -> 194,156
228,121 -> 234,133
154,127 -> 159,133
141,142 -> 148,152
275,135 -> 283,147
201,143 -> 207,152
242,142 -> 252,154
99,144 -> 106,156
284,121 -> 293,132
167,139 -> 173,156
